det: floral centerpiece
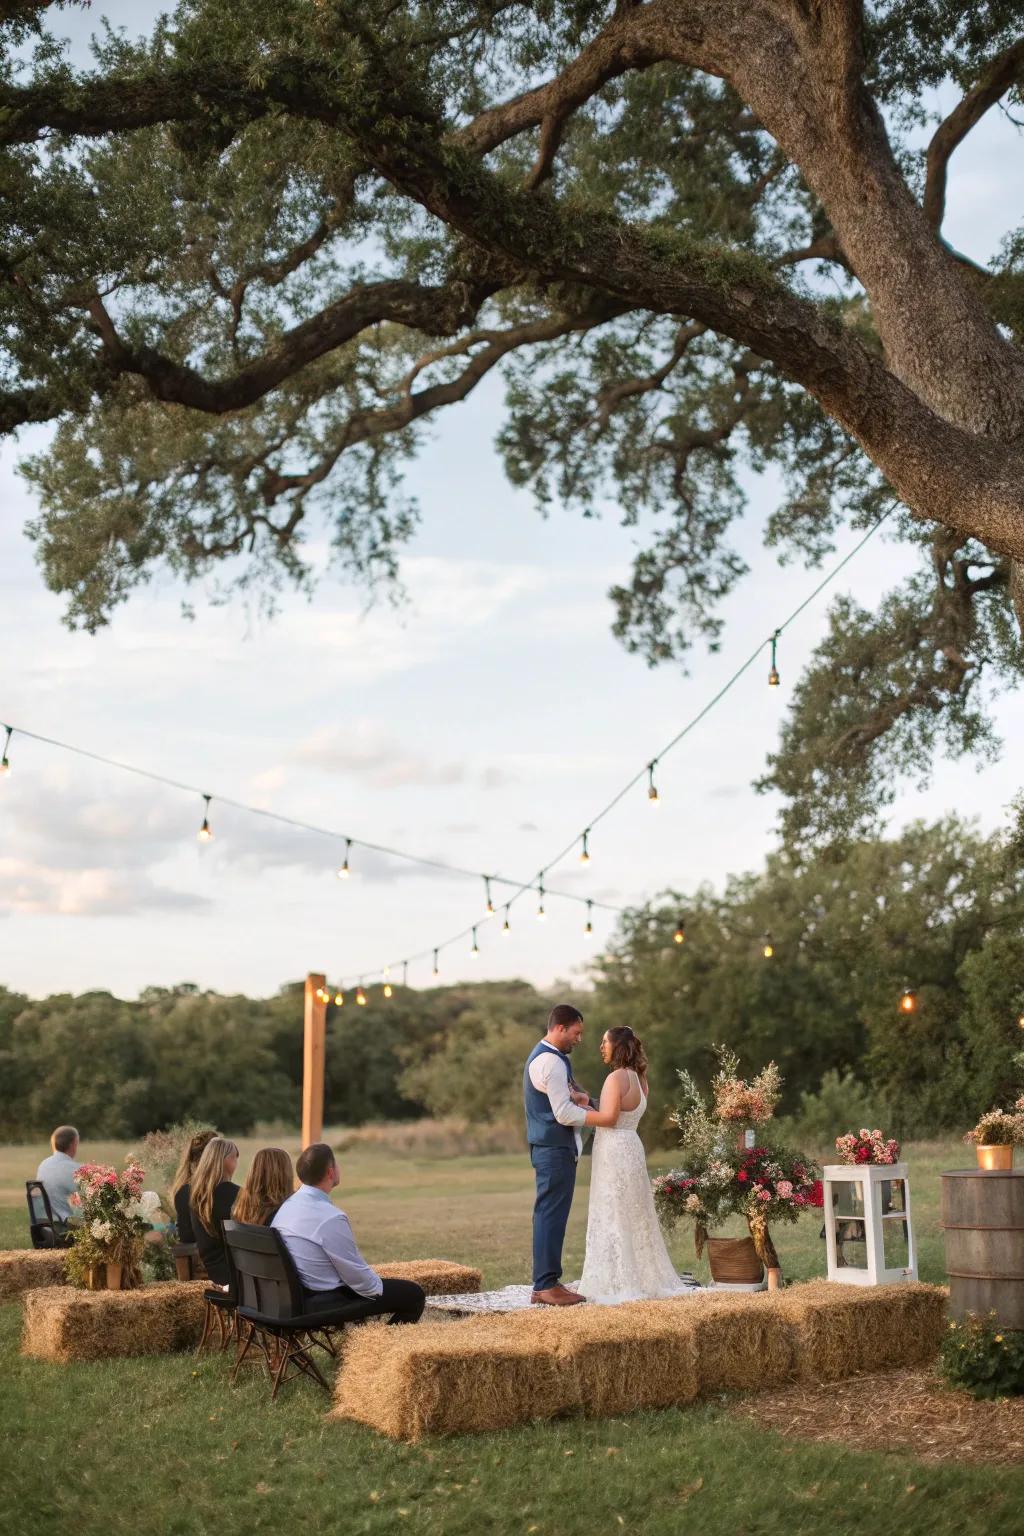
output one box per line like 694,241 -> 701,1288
66,1160 -> 163,1290
653,1046 -> 822,1275
963,1109 -> 1024,1147
835,1128 -> 901,1165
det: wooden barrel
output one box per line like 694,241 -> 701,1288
941,1169 -> 1024,1329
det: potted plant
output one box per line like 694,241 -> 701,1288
964,1110 -> 1024,1171
65,1160 -> 163,1289
653,1047 -> 822,1288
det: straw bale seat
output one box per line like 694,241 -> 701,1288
18,1260 -> 482,1364
331,1280 -> 948,1440
0,1249 -> 67,1302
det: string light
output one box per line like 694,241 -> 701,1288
673,917 -> 686,945
0,724 -> 11,777
502,906 -> 511,936
382,965 -> 393,998
432,949 -> 439,977
337,838 -> 351,879
315,985 -> 329,1003
484,877 -> 494,915
402,961 -> 409,987
1018,1012 -> 1024,1031
355,982 -> 368,1007
900,987 -> 917,1014
537,879 -> 546,921
197,794 -> 213,842
647,761 -> 659,806
768,629 -> 780,688
470,926 -> 480,958
585,900 -> 593,937
580,830 -> 591,865
334,990 -> 344,1006
762,931 -> 774,959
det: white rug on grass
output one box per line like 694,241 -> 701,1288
425,1277 -> 703,1316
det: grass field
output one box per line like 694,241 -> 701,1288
4,1135 -> 1023,1536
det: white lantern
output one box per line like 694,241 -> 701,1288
822,1162 -> 917,1286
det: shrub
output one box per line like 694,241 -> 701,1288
940,1313 -> 1024,1399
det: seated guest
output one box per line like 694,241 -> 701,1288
36,1126 -> 82,1231
189,1137 -> 240,1286
273,1143 -> 425,1323
171,1128 -> 218,1244
233,1148 -> 295,1227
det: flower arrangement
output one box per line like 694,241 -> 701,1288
940,1312 -> 1024,1399
963,1109 -> 1024,1147
65,1160 -> 163,1289
656,1047 -> 821,1267
835,1128 -> 901,1165
709,1047 -> 782,1124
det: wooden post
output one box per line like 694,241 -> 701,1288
302,973 -> 327,1149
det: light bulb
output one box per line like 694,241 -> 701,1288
0,757 -> 10,778
337,838 -> 351,879
1018,1013 -> 1024,1031
585,901 -> 593,937
197,794 -> 213,842
470,926 -> 480,957
356,985 -> 367,1007
580,830 -> 591,865
484,877 -> 494,916
383,982 -> 393,998
673,918 -> 686,945
432,949 -> 439,977
647,762 -> 659,805
768,666 -> 780,688
900,987 -> 917,1014
537,881 -> 546,921
334,991 -> 344,1006
0,725 -> 11,777
502,908 -> 511,936
762,931 -> 774,959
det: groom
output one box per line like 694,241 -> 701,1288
524,1003 -> 595,1306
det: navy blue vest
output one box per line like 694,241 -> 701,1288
523,1040 -> 577,1150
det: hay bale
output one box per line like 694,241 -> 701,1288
21,1282 -> 208,1363
375,1260 -> 482,1296
658,1290 -> 796,1393
333,1313 -> 573,1439
0,1249 -> 67,1302
775,1279 -> 948,1381
553,1301 -> 701,1415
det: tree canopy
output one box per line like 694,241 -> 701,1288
2,2 -> 1024,840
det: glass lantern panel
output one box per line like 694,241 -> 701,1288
881,1217 -> 910,1271
880,1178 -> 905,1215
830,1193 -> 868,1270
831,1179 -> 866,1218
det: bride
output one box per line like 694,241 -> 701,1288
572,1026 -> 697,1304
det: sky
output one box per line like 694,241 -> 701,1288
2,5 -> 1022,1001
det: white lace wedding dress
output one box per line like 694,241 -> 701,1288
574,1071 -> 698,1304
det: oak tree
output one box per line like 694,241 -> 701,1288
2,1 -> 1023,838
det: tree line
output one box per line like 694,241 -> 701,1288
2,817 -> 1022,1144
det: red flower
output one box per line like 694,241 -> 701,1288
854,1145 -> 871,1163
808,1180 -> 824,1207
737,1170 -> 749,1183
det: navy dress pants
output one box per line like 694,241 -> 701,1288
531,1144 -> 577,1291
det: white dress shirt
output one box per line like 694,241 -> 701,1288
271,1184 -> 383,1297
529,1046 -> 588,1156
36,1151 -> 81,1222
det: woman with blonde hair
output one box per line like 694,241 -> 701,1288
189,1137 -> 240,1285
233,1148 -> 295,1227
170,1128 -> 218,1244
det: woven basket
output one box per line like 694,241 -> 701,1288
706,1235 -> 764,1284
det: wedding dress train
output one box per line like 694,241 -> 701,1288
575,1071 -> 698,1304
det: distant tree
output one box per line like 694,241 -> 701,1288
2,3 -> 1023,839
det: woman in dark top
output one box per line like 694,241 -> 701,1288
189,1137 -> 240,1286
233,1148 -> 294,1228
170,1128 -> 217,1244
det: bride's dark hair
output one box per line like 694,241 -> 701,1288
606,1026 -> 648,1077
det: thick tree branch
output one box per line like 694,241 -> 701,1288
923,39 -> 1024,231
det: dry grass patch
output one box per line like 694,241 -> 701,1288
21,1281 -> 207,1363
0,1249 -> 66,1301
772,1280 -> 948,1381
732,1364 -> 1024,1466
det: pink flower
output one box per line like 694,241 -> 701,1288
755,1186 -> 772,1202
777,1180 -> 793,1198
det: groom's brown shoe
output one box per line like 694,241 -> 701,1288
530,1285 -> 585,1306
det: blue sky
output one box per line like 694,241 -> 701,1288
2,5 -> 1022,999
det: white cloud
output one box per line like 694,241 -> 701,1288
0,859 -> 208,917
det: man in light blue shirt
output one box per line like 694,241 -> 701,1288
272,1143 -> 425,1323
36,1125 -> 82,1227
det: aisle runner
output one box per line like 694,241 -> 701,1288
425,1277 -> 702,1316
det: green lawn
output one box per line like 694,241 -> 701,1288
4,1136 -> 1022,1535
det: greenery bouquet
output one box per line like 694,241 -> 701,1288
653,1047 -> 821,1268
66,1160 -> 163,1289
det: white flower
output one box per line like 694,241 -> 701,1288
90,1219 -> 113,1242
